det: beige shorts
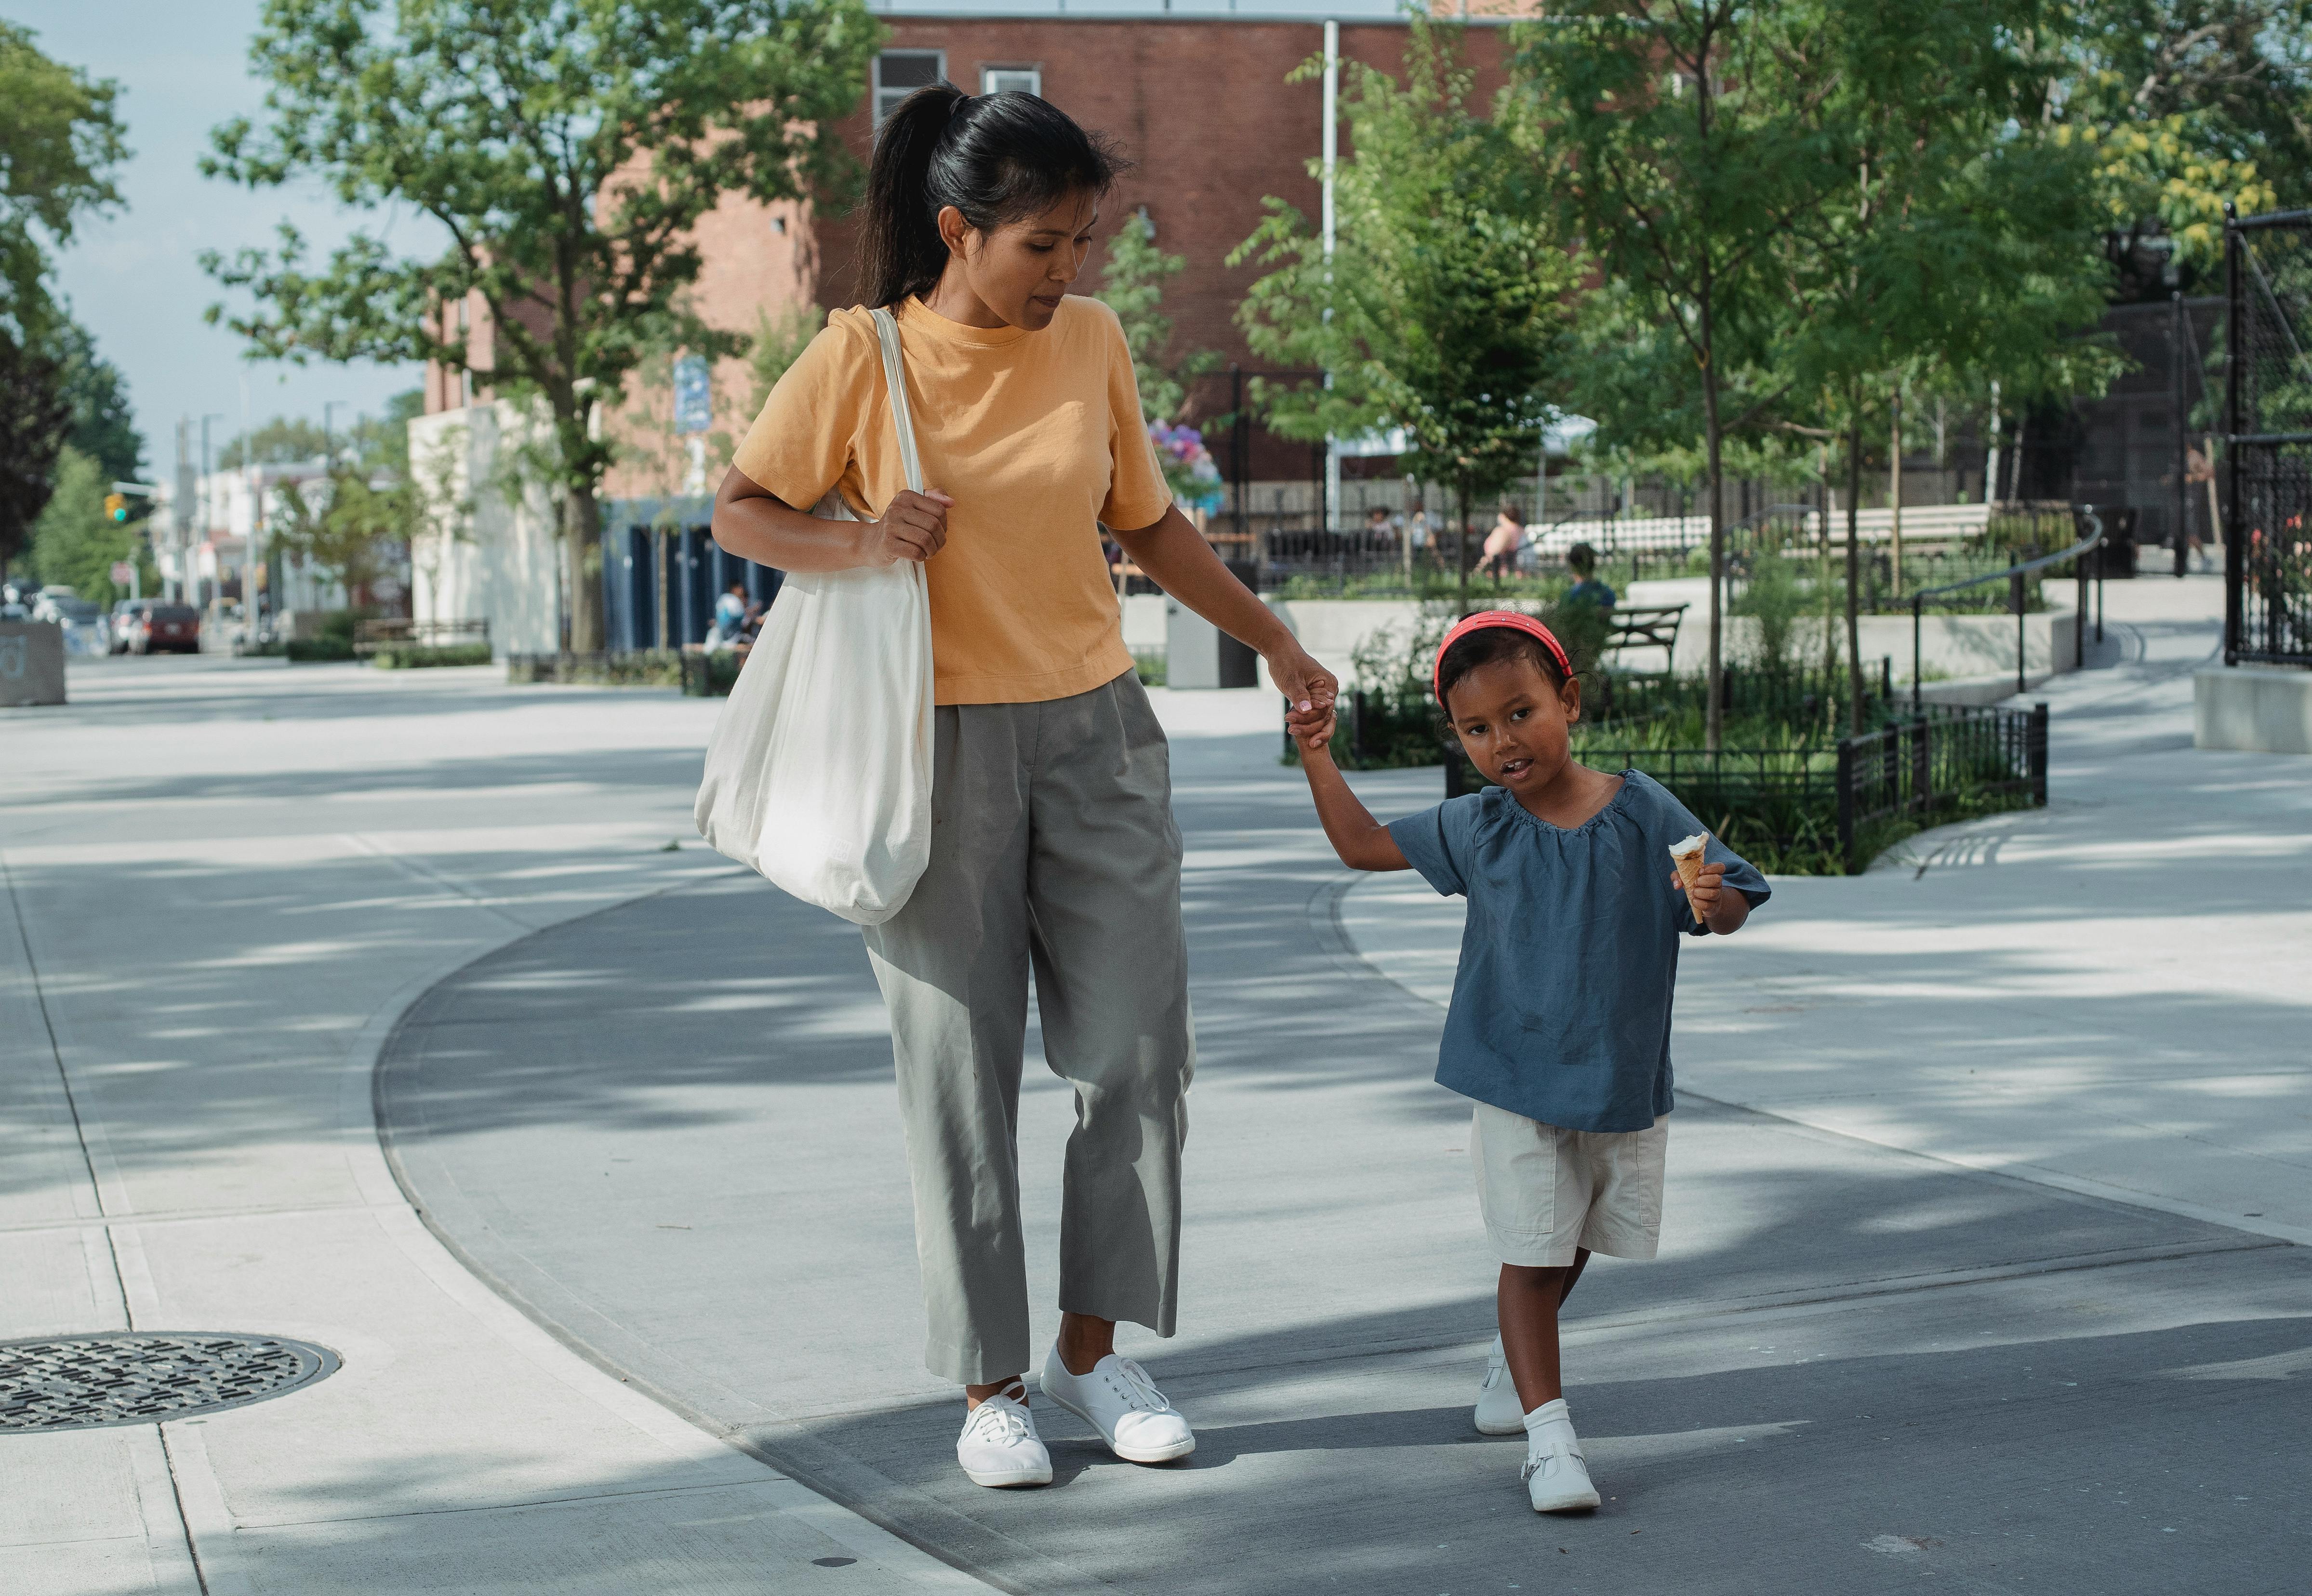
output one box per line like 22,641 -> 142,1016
1470,1104 -> 1668,1268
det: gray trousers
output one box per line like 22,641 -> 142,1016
863,670 -> 1194,1384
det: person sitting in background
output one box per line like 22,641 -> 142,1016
1563,544 -> 1616,612
1367,505 -> 1395,549
713,582 -> 748,642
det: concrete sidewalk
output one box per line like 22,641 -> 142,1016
1,656 -> 979,1594
369,627 -> 2306,1594
1340,574 -> 2312,1243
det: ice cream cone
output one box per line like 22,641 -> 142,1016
1669,832 -> 1710,925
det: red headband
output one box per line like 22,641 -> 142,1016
1433,611 -> 1574,702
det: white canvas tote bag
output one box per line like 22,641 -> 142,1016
693,306 -> 934,925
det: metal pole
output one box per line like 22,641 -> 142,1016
2171,292 -> 2189,578
2223,201 -> 2244,664
1320,19 -> 1340,534
1911,594 -> 1922,713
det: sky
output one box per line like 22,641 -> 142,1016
11,2 -> 431,480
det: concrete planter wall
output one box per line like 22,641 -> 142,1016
0,620 -> 67,706
2195,665 -> 2312,754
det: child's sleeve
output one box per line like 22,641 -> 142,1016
1385,796 -> 1482,898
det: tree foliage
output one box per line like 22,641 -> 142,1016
30,444 -> 150,603
201,0 -> 882,652
2054,0 -> 2312,262
53,319 -> 144,483
1508,0 -> 1849,746
1236,19 -> 1579,608
0,23 -> 127,567
1099,209 -> 1219,426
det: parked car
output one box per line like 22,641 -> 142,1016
120,602 -> 201,655
109,598 -> 149,653
33,590 -> 108,655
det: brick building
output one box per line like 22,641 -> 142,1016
417,2 -> 1529,650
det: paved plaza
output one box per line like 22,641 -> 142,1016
3,577 -> 2306,1593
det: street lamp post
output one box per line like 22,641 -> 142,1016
200,413 -> 227,613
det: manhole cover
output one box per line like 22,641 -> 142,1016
0,1333 -> 339,1433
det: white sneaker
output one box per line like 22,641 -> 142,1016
1521,1398 -> 1601,1513
1474,1334 -> 1524,1435
956,1386 -> 1052,1488
1039,1346 -> 1196,1464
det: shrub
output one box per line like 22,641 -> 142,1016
372,642 -> 493,669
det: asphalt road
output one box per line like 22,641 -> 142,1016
376,716 -> 2310,1595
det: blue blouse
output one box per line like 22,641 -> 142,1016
1386,771 -> 1770,1133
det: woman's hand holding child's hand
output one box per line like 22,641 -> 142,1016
1293,705 -> 1337,757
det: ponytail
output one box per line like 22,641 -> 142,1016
858,85 -> 1129,310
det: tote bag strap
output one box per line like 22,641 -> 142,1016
868,307 -> 926,497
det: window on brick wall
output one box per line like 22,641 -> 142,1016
874,50 -> 944,122
981,66 -> 1041,97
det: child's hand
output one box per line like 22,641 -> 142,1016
1670,860 -> 1727,921
1293,705 -> 1338,756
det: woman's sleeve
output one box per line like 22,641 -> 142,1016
731,317 -> 872,514
1096,302 -> 1175,533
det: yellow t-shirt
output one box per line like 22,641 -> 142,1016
732,294 -> 1171,705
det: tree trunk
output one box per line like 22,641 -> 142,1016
1844,409 -> 1866,734
1888,386 -> 1904,597
565,486 -> 606,656
1701,369 -> 1726,753
1455,477 -> 1472,616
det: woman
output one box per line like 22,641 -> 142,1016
709,86 -> 1336,1490
1483,501 -> 1526,580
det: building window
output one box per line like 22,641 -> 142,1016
874,50 -> 944,123
981,66 -> 1041,97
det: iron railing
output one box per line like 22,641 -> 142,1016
1836,703 -> 2047,867
2222,204 -> 2312,667
1907,513 -> 2105,706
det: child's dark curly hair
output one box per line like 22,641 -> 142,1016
1436,626 -> 1571,716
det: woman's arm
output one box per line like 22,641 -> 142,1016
1295,718 -> 1410,872
1112,504 -> 1337,732
709,465 -> 953,573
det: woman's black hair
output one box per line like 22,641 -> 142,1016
1436,627 -> 1569,713
858,86 -> 1129,310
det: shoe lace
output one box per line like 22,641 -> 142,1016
968,1393 -> 1033,1447
1103,1356 -> 1175,1414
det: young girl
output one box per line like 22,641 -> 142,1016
1292,612 -> 1768,1513
709,87 -> 1335,1490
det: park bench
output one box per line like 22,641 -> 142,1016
353,617 -> 491,656
1601,602 -> 1686,675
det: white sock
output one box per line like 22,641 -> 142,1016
1523,1397 -> 1577,1458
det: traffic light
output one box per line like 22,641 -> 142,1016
106,493 -> 129,523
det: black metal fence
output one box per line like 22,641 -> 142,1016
1435,701 -> 2047,873
2224,205 -> 2312,667
1835,703 -> 2047,866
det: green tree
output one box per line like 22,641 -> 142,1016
0,333 -> 69,572
201,0 -> 882,654
0,22 -> 127,566
218,415 -> 332,470
2052,0 -> 2311,262
1507,0 -> 1847,748
1099,209 -> 1219,426
30,444 -> 148,603
54,319 -> 143,482
1235,18 -> 1579,613
1777,0 -> 2112,727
